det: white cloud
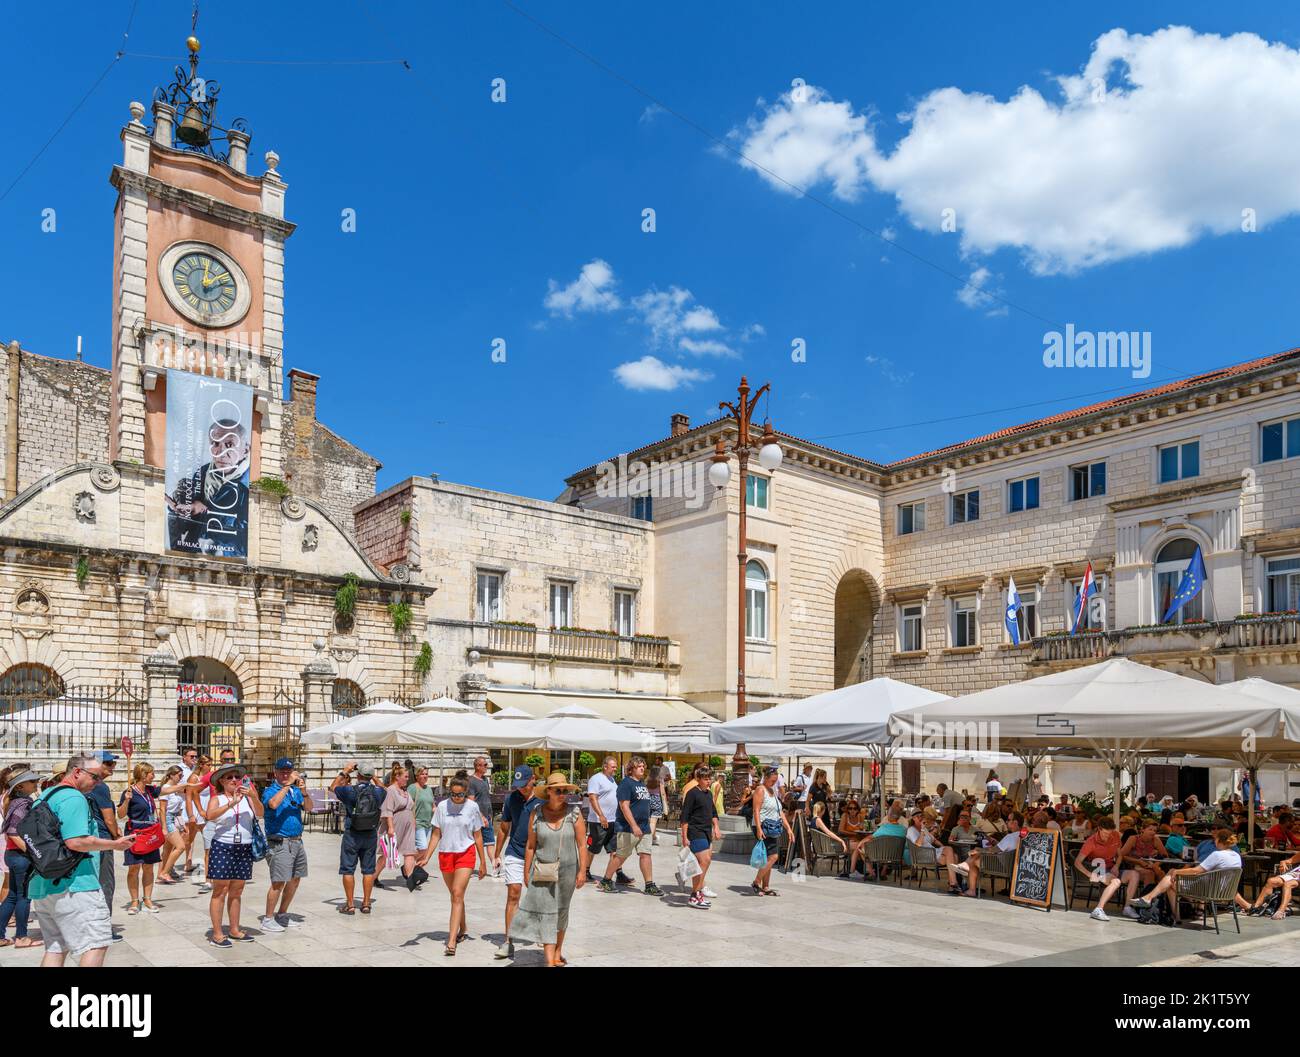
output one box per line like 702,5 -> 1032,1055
864,354 -> 913,385
681,306 -> 722,332
731,28 -> 1300,273
679,337 -> 737,358
631,286 -> 737,356
640,103 -> 666,124
613,356 -> 711,391
955,267 -> 1008,316
544,258 -> 622,316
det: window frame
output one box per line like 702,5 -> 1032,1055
1067,576 -> 1108,631
1070,461 -> 1107,501
475,570 -> 503,622
745,474 -> 770,510
613,589 -> 637,637
952,595 -> 978,648
630,495 -> 653,521
1264,555 -> 1300,612
1007,474 -> 1041,514
1011,587 -> 1039,643
1261,415 -> 1300,464
898,602 -> 924,652
950,489 -> 980,525
1158,440 -> 1200,484
745,560 -> 769,641
897,500 -> 926,536
548,580 -> 574,629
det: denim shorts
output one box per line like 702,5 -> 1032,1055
481,823 -> 496,846
689,837 -> 712,854
414,825 -> 432,852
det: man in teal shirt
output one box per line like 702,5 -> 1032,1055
28,754 -> 133,967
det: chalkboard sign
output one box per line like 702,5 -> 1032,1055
1010,828 -> 1062,910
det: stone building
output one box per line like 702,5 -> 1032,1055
0,50 -> 426,777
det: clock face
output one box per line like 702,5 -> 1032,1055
171,252 -> 238,318
158,241 -> 251,328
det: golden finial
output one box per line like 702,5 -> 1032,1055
186,35 -> 201,53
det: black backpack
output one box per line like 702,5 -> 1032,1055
16,787 -> 90,881
349,784 -> 381,832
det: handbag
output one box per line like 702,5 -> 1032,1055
250,817 -> 268,862
128,791 -> 165,855
532,858 -> 560,884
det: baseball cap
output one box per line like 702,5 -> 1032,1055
93,750 -> 118,764
356,763 -> 375,778
274,757 -> 295,770
512,764 -> 534,789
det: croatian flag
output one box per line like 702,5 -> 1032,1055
1005,576 -> 1023,646
1071,562 -> 1096,635
1162,544 -> 1207,623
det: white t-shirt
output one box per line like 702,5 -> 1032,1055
586,772 -> 618,822
794,773 -> 813,802
209,794 -> 256,845
906,825 -> 937,849
1198,849 -> 1242,873
986,780 -> 1001,795
996,831 -> 1022,853
432,798 -> 485,854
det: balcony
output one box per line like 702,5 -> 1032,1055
1030,615 -> 1300,670
455,621 -> 678,669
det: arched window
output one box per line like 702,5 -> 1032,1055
745,560 -> 769,641
0,664 -> 66,715
1154,537 -> 1204,623
177,658 -> 242,758
332,679 -> 366,717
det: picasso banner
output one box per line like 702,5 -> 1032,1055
165,370 -> 253,559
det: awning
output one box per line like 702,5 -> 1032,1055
484,688 -> 713,730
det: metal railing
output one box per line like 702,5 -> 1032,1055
1032,615 -> 1300,664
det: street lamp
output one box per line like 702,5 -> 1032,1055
710,376 -> 782,802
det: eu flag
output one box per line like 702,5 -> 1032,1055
1162,545 -> 1206,623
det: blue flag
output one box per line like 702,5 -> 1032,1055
1005,576 -> 1022,646
1162,545 -> 1206,623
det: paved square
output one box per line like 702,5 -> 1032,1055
2,831 -> 1297,967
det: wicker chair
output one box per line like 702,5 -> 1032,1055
907,842 -> 946,888
976,848 -> 1016,898
864,834 -> 906,885
1175,867 -> 1242,934
809,830 -> 848,877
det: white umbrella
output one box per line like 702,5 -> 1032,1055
8,701 -> 146,748
300,699 -> 411,746
527,705 -> 649,752
490,706 -> 535,720
366,700 -> 541,750
245,719 -> 275,738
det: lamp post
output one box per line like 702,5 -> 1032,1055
709,376 -> 783,804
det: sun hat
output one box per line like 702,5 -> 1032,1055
5,769 -> 40,795
540,771 -> 576,792
211,763 -> 246,786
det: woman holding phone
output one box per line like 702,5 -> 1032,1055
203,763 -> 265,948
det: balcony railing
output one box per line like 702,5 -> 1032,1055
486,623 -> 537,654
457,621 -> 677,668
1032,615 -> 1300,664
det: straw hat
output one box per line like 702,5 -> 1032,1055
540,771 -> 576,792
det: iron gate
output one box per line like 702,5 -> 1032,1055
268,684 -> 304,764
0,667 -> 148,758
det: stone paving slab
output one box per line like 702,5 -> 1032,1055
1,831 -> 1296,967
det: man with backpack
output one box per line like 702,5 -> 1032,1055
330,762 -> 385,915
19,754 -> 133,967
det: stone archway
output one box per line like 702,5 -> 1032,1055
834,569 -> 878,689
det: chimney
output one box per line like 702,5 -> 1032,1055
670,413 -> 690,437
288,369 -> 319,457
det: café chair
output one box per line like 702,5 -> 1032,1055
1175,867 -> 1242,934
864,835 -> 906,885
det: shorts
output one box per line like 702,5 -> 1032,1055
501,854 -> 525,886
762,835 -> 780,859
339,829 -> 378,876
32,889 -> 113,958
266,836 -> 308,883
209,841 -> 254,881
415,825 -> 432,852
689,837 -> 712,854
587,819 -> 617,855
616,831 -> 654,859
481,824 -> 496,846
649,793 -> 664,819
165,811 -> 186,835
439,846 -> 477,873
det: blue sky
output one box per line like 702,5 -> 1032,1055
6,2 -> 1300,498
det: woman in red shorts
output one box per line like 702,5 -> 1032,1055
425,776 -> 487,956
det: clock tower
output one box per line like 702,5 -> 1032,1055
109,34 -> 294,560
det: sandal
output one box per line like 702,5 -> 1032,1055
338,904 -> 356,915
762,887 -> 781,896
142,902 -> 161,914
14,938 -> 40,949
750,882 -> 763,895
0,939 -> 12,947
126,902 -> 140,916
360,903 -> 372,914
444,945 -> 456,956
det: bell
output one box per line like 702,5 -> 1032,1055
177,103 -> 209,147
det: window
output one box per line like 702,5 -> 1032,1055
1265,556 -> 1300,612
332,679 -> 366,717
1007,475 -> 1040,513
746,475 -> 770,510
630,495 -> 653,521
745,560 -> 768,640
1014,593 -> 1039,642
475,571 -> 502,621
614,590 -> 637,636
1071,461 -> 1107,501
1154,538 -> 1202,623
1158,441 -> 1200,483
1262,417 -> 1300,463
898,501 -> 926,535
899,604 -> 923,652
952,596 -> 977,647
951,489 -> 980,524
549,582 -> 573,628
1068,578 -> 1107,631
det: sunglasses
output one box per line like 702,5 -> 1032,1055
449,790 -> 467,798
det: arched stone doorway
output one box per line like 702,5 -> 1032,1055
834,570 -> 877,688
177,657 -> 244,758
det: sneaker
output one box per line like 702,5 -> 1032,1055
1130,896 -> 1152,910
615,871 -> 636,887
260,916 -> 286,933
702,887 -> 718,899
1090,907 -> 1110,922
597,879 -> 615,893
493,941 -> 515,960
1122,906 -> 1140,919
585,871 -> 600,884
643,883 -> 663,897
688,893 -> 711,909
109,933 -> 124,944
276,914 -> 303,929
197,882 -> 211,893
